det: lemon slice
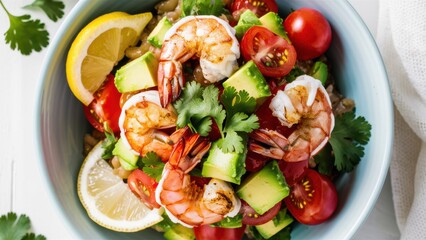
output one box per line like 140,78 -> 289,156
77,141 -> 163,232
66,12 -> 153,106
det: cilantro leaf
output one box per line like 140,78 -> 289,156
24,0 -> 65,22
314,143 -> 335,175
173,82 -> 226,136
329,111 -> 372,172
3,12 -> 49,55
137,152 -> 165,182
224,112 -> 259,133
220,87 -> 257,116
182,0 -> 227,17
101,124 -> 117,159
0,212 -> 46,240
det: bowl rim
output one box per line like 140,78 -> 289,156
34,0 -> 394,239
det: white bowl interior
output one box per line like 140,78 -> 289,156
36,0 -> 393,239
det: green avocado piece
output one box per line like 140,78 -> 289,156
164,224 -> 195,240
222,60 -> 271,106
255,208 -> 294,239
234,10 -> 262,38
148,16 -> 173,48
236,161 -> 289,215
259,12 -> 289,41
201,140 -> 247,185
309,61 -> 328,85
114,51 -> 158,93
112,138 -> 139,170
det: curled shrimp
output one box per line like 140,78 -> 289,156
118,90 -> 177,161
155,128 -> 241,227
157,15 -> 240,107
250,75 -> 335,162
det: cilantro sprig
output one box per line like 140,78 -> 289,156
0,212 -> 46,240
24,0 -> 65,22
174,82 -> 259,153
316,111 -> 372,174
0,0 -> 65,55
137,152 -> 165,182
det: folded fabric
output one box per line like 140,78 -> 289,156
377,0 -> 426,239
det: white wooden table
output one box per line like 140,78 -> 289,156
0,0 -> 400,239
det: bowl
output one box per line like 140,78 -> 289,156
35,0 -> 393,239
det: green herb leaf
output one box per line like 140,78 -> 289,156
101,124 -> 117,159
4,13 -> 49,55
0,212 -> 46,240
24,0 -> 65,22
329,111 -> 372,172
173,82 -> 226,136
137,152 -> 165,182
220,87 -> 257,116
182,0 -> 227,17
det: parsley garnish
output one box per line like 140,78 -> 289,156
0,0 -> 65,55
181,0 -> 227,17
328,111 -> 372,172
137,152 -> 165,182
0,212 -> 46,240
24,0 -> 65,22
174,83 -> 259,153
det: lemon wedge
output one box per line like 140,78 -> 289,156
66,12 -> 152,106
77,141 -> 163,232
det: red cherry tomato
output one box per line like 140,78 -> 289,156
278,159 -> 308,186
284,169 -> 337,225
230,0 -> 278,20
127,169 -> 160,209
194,224 -> 246,240
284,8 -> 332,60
240,200 -> 281,225
83,74 -> 122,133
245,151 -> 269,172
241,26 -> 297,78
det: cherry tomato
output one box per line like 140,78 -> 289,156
245,151 -> 269,172
284,8 -> 332,60
278,159 -> 308,186
240,200 -> 281,225
230,0 -> 278,20
127,169 -> 160,209
83,74 -> 122,133
241,26 -> 297,78
194,224 -> 246,240
284,169 -> 337,225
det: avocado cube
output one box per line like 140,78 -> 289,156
234,10 -> 262,38
114,51 -> 158,93
148,16 -> 173,48
259,12 -> 289,41
112,138 -> 139,170
163,224 -> 195,240
201,140 -> 246,185
222,60 -> 271,105
255,208 -> 294,239
236,161 -> 289,215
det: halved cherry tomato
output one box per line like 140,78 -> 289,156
278,159 -> 308,186
284,8 -> 332,60
83,74 -> 121,133
241,26 -> 297,78
194,224 -> 246,240
127,169 -> 160,209
284,169 -> 337,225
240,200 -> 281,225
230,0 -> 278,20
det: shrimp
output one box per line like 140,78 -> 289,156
250,75 -> 335,162
155,128 -> 241,227
118,90 -> 178,161
157,15 -> 240,107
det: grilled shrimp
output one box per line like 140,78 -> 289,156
155,128 -> 241,227
157,15 -> 240,107
118,90 -> 178,161
250,75 -> 335,162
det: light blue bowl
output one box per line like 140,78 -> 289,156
35,0 -> 393,239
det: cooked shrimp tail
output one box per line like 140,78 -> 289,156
155,130 -> 241,227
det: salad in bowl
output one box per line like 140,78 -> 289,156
53,0 -> 383,239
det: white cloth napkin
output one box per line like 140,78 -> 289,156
376,0 -> 426,239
